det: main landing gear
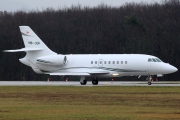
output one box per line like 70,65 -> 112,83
92,78 -> 98,85
80,76 -> 99,85
80,76 -> 87,85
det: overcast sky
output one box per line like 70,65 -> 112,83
0,0 -> 162,12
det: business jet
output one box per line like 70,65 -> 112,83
4,26 -> 178,85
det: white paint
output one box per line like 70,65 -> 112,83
4,26 -> 178,85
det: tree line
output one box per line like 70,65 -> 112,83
0,0 -> 180,81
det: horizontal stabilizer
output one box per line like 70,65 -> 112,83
3,47 -> 43,52
49,73 -> 90,76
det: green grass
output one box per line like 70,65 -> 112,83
0,86 -> 179,120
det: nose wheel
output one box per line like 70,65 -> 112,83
148,81 -> 152,85
146,75 -> 152,85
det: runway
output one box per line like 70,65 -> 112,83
0,81 -> 180,86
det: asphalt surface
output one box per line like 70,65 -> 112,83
0,81 -> 180,86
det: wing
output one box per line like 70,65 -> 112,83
48,71 -> 110,76
49,73 -> 90,76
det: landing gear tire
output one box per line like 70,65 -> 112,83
148,81 -> 151,85
80,80 -> 87,85
92,79 -> 98,85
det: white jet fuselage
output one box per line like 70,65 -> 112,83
5,26 -> 178,85
33,54 -> 177,77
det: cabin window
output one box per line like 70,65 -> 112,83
113,61 -> 115,64
108,61 -> 111,64
125,61 -> 127,64
104,61 -> 106,64
148,58 -> 152,62
152,58 -> 157,62
95,61 -> 97,64
91,61 -> 93,64
121,61 -> 123,64
100,61 -> 102,64
117,61 -> 119,64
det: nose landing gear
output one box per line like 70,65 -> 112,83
146,75 -> 152,85
148,81 -> 152,85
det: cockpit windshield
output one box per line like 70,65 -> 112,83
152,58 -> 157,62
148,58 -> 162,62
148,58 -> 152,62
156,58 -> 162,62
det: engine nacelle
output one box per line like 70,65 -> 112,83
36,55 -> 67,66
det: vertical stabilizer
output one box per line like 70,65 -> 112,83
19,26 -> 57,73
4,26 -> 58,74
20,26 -> 57,56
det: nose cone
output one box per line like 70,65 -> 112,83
168,64 -> 178,73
